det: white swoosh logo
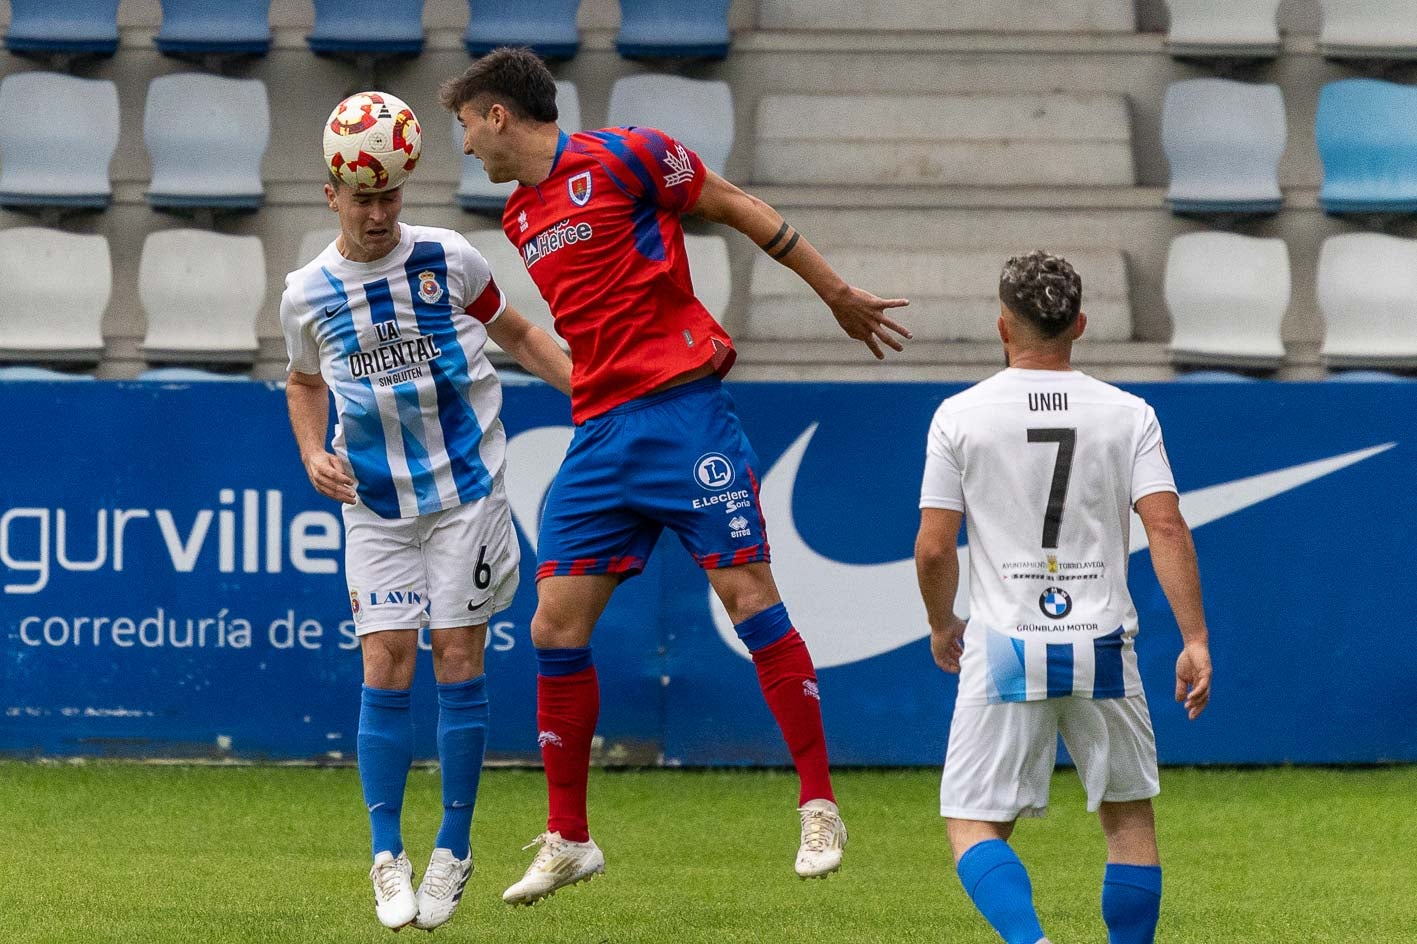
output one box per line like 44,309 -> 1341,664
504,423 -> 1394,669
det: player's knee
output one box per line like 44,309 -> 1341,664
431,639 -> 483,683
529,611 -> 592,649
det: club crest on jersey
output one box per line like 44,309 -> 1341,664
416,270 -> 443,304
350,590 -> 361,619
568,171 -> 592,206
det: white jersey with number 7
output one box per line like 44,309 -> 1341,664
920,368 -> 1177,707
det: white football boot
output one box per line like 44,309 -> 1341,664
795,799 -> 847,878
413,848 -> 473,931
501,831 -> 605,905
369,850 -> 417,930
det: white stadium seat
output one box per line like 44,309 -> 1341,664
1163,79 -> 1286,215
456,81 -> 582,213
0,227 -> 109,361
607,76 -> 734,177
1164,233 -> 1289,369
746,249 -> 1131,342
145,74 -> 269,210
296,228 -> 341,268
463,229 -> 564,353
1317,233 -> 1417,368
1164,0 -> 1282,59
684,235 -> 731,324
139,229 -> 263,362
0,72 -> 119,209
755,94 -> 1133,187
1320,0 -> 1417,60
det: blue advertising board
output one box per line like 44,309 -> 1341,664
0,380 -> 1412,765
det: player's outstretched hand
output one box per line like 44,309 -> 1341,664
930,616 -> 967,674
828,285 -> 911,360
305,451 -> 357,504
1175,641 -> 1212,720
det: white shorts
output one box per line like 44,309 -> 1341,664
940,693 -> 1159,822
342,484 -> 520,635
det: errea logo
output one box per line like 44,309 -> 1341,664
729,515 -> 751,538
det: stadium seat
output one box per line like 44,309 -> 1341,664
0,72 -> 119,211
456,81 -> 582,213
607,76 -> 733,176
1324,369 -> 1414,381
4,0 -> 119,60
1163,79 -> 1285,216
1316,79 -> 1417,214
465,0 -> 579,59
1164,233 -> 1289,369
746,249 -> 1131,343
1320,0 -> 1417,60
296,228 -> 342,267
1172,370 -> 1261,382
755,0 -> 1135,31
139,230 -> 263,363
0,228 -> 109,362
1163,0 -> 1282,59
144,75 -> 269,212
1317,233 -> 1417,369
463,230 -> 565,352
684,235 -> 731,323
616,0 -> 731,60
0,365 -> 94,380
155,0 -> 272,58
755,93 -> 1133,186
308,0 -> 424,57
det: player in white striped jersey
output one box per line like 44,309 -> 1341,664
280,96 -> 571,933
914,252 -> 1212,944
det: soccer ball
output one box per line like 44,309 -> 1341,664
322,91 -> 422,192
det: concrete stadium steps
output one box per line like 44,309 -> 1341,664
754,93 -> 1134,187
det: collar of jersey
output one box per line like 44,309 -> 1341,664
330,222 -> 411,272
550,129 -> 569,176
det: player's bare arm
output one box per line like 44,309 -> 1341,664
285,369 -> 356,505
688,168 -> 912,359
1136,491 -> 1212,720
486,306 -> 573,396
915,507 -> 967,673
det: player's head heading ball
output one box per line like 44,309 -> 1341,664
999,251 -> 1082,339
438,47 -> 558,122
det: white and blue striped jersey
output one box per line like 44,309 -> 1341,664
920,368 -> 1177,706
280,224 -> 508,519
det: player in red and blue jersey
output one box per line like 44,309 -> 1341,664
440,48 -> 912,904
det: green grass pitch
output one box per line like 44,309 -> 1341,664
0,763 -> 1412,943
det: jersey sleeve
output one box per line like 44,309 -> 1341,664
279,279 -> 320,375
591,127 -> 706,214
449,233 -> 507,325
1132,405 -> 1177,503
920,404 -> 966,511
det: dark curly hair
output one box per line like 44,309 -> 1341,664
437,47 -> 558,122
998,251 -> 1082,339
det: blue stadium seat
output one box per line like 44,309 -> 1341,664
616,0 -> 731,60
1324,370 -> 1414,382
308,0 -> 424,56
1317,79 -> 1417,214
1163,79 -> 1286,216
138,367 -> 249,382
456,81 -> 581,212
155,0 -> 272,58
144,75 -> 268,212
0,73 -> 119,210
1172,370 -> 1262,382
465,0 -> 579,60
4,0 -> 119,59
606,76 -> 733,176
0,366 -> 95,380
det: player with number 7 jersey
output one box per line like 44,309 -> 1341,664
439,48 -> 914,903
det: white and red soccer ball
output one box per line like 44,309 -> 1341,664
322,91 -> 422,192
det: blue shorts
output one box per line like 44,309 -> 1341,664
536,376 -> 770,581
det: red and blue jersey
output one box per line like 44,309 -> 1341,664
502,127 -> 736,423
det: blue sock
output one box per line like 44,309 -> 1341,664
956,839 -> 1047,944
433,675 -> 489,860
733,602 -> 793,652
1102,863 -> 1162,944
358,685 -> 413,859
